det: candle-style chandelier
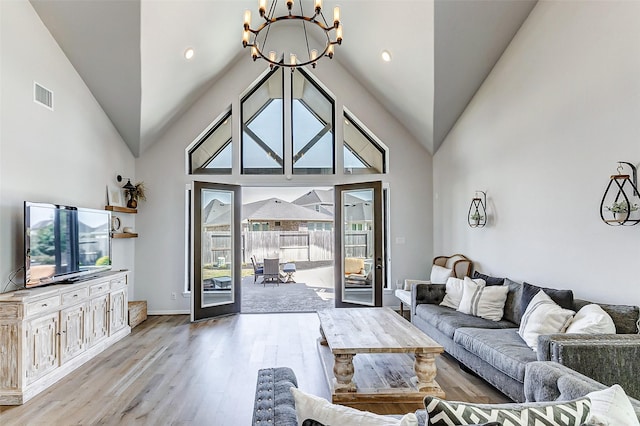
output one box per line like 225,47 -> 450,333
242,0 -> 342,70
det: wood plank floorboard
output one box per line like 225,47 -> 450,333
0,314 -> 509,425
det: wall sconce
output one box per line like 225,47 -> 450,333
468,191 -> 487,228
600,162 -> 640,226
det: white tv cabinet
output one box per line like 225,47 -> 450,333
0,270 -> 130,405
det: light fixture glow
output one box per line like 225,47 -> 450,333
381,50 -> 392,62
184,48 -> 195,60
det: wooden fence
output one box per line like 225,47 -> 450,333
202,230 -> 372,265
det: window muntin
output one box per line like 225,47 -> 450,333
292,70 -> 335,175
343,113 -> 386,174
241,68 -> 284,174
188,110 -> 232,174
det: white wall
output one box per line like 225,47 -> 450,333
135,51 -> 433,313
434,1 -> 640,306
0,1 -> 136,294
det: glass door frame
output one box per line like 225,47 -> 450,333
334,180 -> 383,308
191,181 -> 242,321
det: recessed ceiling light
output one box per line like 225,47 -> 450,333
381,50 -> 392,62
184,48 -> 195,60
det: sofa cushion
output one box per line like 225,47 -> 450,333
454,328 -> 537,382
344,257 -> 364,275
521,282 -> 574,315
473,271 -> 505,286
290,387 -> 419,426
566,304 -> 616,334
424,396 -> 590,426
573,299 -> 640,334
503,278 -> 523,325
440,277 -> 465,309
519,290 -> 575,351
586,384 -> 640,426
415,304 -> 517,339
457,277 -> 509,321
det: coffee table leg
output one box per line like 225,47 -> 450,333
414,353 -> 438,392
333,354 -> 356,392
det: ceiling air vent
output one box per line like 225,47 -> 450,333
34,82 -> 54,110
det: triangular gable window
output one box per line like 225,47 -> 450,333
188,109 -> 232,175
343,112 -> 386,174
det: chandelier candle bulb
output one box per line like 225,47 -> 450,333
290,53 -> 297,65
333,6 -> 340,25
287,0 -> 293,10
269,51 -> 277,62
336,25 -> 343,44
259,0 -> 267,16
252,45 -> 259,60
244,9 -> 251,29
242,30 -> 250,46
327,44 -> 334,58
310,49 -> 318,61
314,0 -> 322,13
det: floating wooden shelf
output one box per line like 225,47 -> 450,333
111,232 -> 138,239
105,205 -> 137,214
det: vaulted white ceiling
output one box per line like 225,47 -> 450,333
30,0 -> 536,157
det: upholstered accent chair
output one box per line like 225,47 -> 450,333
395,254 -> 473,316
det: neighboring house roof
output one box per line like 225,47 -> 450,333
343,202 -> 373,222
292,189 -> 334,206
203,199 -> 231,226
243,198 -> 333,222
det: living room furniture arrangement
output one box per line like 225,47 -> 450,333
0,270 -> 130,405
317,307 -> 445,405
410,274 -> 640,403
395,254 -> 473,316
251,362 -> 640,425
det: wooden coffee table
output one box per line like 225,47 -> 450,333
317,307 -> 445,405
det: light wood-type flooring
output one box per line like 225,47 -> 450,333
0,314 -> 509,425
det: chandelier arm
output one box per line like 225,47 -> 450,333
298,2 -> 312,63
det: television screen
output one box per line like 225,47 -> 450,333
25,202 -> 111,287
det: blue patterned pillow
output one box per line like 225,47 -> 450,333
425,396 -> 590,426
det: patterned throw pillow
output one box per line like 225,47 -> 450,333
425,396 -> 590,426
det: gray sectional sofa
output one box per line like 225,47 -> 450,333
252,362 -> 640,425
411,278 -> 640,403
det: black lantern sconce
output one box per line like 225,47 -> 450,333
117,175 -> 137,209
600,162 -> 640,226
468,191 -> 487,228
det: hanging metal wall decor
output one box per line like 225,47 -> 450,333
600,162 -> 640,226
468,191 -> 487,228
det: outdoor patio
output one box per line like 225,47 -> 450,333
241,262 -> 335,313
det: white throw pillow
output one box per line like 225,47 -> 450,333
440,277 -> 465,309
456,277 -> 486,314
290,387 -> 418,426
518,290 -> 575,351
456,277 -> 508,321
585,384 -> 640,426
566,304 -> 616,334
430,265 -> 453,284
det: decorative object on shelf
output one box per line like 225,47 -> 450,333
106,185 -> 124,207
600,161 -> 640,226
111,216 -> 121,232
117,175 -> 146,209
467,191 -> 487,228
123,226 -> 134,234
242,0 -> 342,70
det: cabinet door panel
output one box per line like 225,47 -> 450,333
88,294 -> 109,346
60,303 -> 87,364
25,312 -> 59,384
109,289 -> 127,334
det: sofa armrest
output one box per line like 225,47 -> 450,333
537,334 -> 640,400
413,282 -> 446,309
253,367 -> 298,426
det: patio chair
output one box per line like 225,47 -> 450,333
251,256 -> 264,284
262,258 -> 280,287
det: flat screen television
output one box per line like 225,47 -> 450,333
24,202 -> 112,288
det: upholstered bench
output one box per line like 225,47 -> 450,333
252,367 -> 299,426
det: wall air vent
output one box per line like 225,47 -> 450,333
34,82 -> 54,110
